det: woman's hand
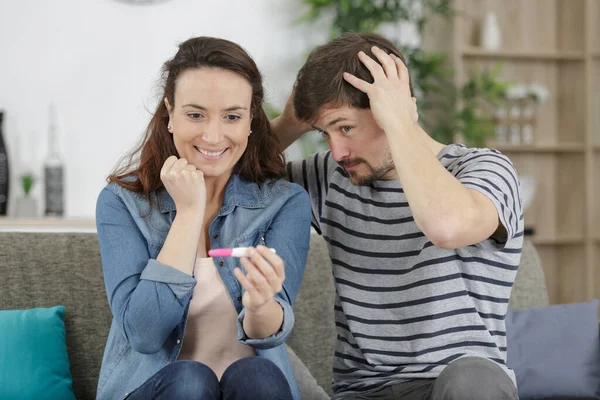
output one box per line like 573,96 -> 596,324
234,246 -> 285,313
160,156 -> 206,216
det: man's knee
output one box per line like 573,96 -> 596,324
431,357 -> 517,400
158,360 -> 220,400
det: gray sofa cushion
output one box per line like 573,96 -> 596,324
288,345 -> 330,400
0,232 -> 549,399
0,233 -> 110,400
288,233 -> 336,396
508,239 -> 549,309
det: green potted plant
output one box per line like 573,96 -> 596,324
298,0 -> 508,147
15,172 -> 38,218
453,64 -> 509,147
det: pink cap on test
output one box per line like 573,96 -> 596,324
208,248 -> 233,257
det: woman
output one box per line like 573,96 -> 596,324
95,36 -> 311,400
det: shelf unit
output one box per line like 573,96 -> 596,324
0,217 -> 96,232
461,47 -> 586,61
532,236 -> 585,246
442,0 -> 599,305
493,144 -> 585,153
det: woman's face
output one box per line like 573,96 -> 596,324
165,67 -> 252,181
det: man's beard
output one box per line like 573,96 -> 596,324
338,156 -> 395,186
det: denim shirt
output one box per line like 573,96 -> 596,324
95,174 -> 311,400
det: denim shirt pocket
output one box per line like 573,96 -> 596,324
236,229 -> 267,248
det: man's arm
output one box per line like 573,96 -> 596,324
343,47 -> 510,249
385,122 -> 504,249
271,90 -> 313,150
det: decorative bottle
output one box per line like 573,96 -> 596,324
0,111 -> 9,216
44,104 -> 65,216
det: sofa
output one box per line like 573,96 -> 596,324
0,232 -> 550,399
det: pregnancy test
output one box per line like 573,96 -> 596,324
208,247 -> 276,258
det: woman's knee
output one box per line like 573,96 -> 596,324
221,357 -> 292,399
156,361 -> 220,400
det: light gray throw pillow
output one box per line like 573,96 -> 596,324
506,300 -> 600,399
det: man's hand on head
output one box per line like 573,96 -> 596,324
342,46 -> 419,134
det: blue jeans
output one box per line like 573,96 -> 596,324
126,358 -> 293,400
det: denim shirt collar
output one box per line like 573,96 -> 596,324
156,174 -> 267,215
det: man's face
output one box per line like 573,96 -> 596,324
312,104 -> 397,185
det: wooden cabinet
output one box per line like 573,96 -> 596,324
439,0 -> 599,304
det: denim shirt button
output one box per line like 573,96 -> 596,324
176,339 -> 181,344
213,233 -> 219,239
219,261 -> 224,267
237,296 -> 242,301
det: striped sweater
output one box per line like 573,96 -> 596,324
287,144 -> 523,398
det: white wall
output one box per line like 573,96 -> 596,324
0,0 -> 416,217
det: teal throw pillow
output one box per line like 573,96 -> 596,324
0,305 -> 76,400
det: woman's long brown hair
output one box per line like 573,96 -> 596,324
109,37 -> 285,196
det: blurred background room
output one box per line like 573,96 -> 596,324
1,0 -> 599,307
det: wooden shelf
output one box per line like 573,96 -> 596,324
460,47 -> 585,61
532,236 -> 585,246
449,0 -> 598,304
493,143 -> 585,153
0,217 -> 96,232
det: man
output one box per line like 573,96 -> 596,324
272,32 -> 522,400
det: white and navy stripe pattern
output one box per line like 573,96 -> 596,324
288,144 -> 523,398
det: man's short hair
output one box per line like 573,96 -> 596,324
294,32 -> 415,123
